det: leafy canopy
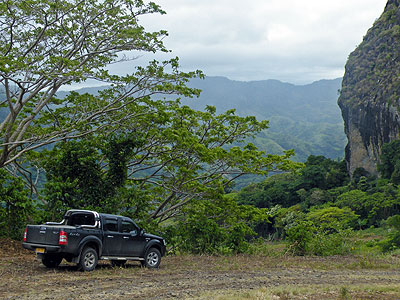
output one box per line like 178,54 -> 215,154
41,102 -> 301,222
0,0 -> 201,171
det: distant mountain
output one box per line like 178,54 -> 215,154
1,77 -> 346,162
183,76 -> 346,161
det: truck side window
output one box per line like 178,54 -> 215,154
121,220 -> 137,233
104,218 -> 118,232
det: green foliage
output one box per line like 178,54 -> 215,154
379,215 -> 400,253
378,140 -> 400,180
285,217 -> 353,256
336,189 -> 400,227
238,155 -> 349,212
0,0 -> 203,172
339,0 -> 400,110
307,206 -> 359,232
238,173 -> 300,209
380,231 -> 400,253
285,221 -> 315,255
309,228 -> 352,256
386,215 -> 400,231
42,141 -> 107,218
0,169 -> 35,239
237,146 -> 400,248
39,100 -> 300,224
163,195 -> 271,254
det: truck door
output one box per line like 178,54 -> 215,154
102,217 -> 123,256
119,219 -> 146,257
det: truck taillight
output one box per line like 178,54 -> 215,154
24,227 -> 27,242
59,230 -> 68,245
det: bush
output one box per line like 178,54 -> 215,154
0,169 -> 36,240
163,195 -> 271,254
379,231 -> 400,253
285,219 -> 353,256
308,228 -> 352,256
307,206 -> 359,232
379,215 -> 400,253
285,221 -> 315,255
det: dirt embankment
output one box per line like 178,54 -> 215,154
1,239 -> 400,300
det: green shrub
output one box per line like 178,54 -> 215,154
379,231 -> 400,253
379,215 -> 400,253
285,221 -> 315,255
0,169 -> 36,240
386,215 -> 400,230
307,206 -> 359,232
285,216 -> 354,256
163,195 -> 271,254
308,228 -> 353,256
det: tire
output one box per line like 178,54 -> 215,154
78,247 -> 98,272
111,260 -> 127,268
42,254 -> 63,268
142,248 -> 161,268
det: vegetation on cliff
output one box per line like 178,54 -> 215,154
338,0 -> 400,175
340,0 -> 400,108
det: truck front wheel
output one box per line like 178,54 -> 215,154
42,254 -> 62,268
78,247 -> 98,272
141,248 -> 161,268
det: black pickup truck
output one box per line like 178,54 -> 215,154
22,209 -> 166,271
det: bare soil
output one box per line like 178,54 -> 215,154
1,239 -> 400,299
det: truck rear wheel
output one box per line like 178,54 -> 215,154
78,247 -> 98,272
42,254 -> 63,268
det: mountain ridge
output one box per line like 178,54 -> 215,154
1,76 -> 346,162
182,76 -> 345,161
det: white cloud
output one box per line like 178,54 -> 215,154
117,0 -> 388,84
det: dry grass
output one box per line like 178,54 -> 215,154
1,239 -> 400,300
189,284 -> 400,300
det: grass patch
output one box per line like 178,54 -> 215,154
189,284 -> 400,300
247,239 -> 287,256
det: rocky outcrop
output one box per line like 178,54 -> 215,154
338,0 -> 400,175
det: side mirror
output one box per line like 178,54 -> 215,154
140,228 -> 145,236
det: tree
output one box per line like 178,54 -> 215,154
42,104 -> 302,223
378,140 -> 400,180
42,140 -> 108,218
0,0 -> 202,174
0,0 -> 302,228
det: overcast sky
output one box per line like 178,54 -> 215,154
112,0 -> 388,85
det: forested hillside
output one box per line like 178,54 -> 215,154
182,77 -> 345,161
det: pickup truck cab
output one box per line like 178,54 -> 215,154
22,209 -> 166,271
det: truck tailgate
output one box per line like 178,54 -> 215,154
26,225 -> 73,245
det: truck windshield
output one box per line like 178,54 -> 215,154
67,213 -> 95,226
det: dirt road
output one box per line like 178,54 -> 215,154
1,240 -> 400,299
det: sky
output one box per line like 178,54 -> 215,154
123,0 -> 388,85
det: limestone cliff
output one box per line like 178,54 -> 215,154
338,0 -> 400,175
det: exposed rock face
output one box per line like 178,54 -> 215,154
338,0 -> 400,175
